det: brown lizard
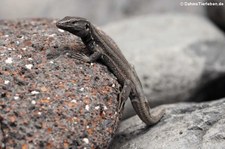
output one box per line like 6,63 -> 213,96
56,16 -> 164,125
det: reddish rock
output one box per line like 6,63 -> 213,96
0,18 -> 121,148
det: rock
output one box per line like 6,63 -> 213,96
206,0 -> 225,32
0,19 -> 121,148
110,98 -> 225,149
103,14 -> 225,119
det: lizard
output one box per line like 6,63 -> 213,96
56,16 -> 165,125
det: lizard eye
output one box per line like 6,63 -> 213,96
85,24 -> 90,30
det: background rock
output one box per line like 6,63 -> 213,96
0,0 -> 205,25
0,19 -> 120,148
206,0 -> 225,32
110,98 -> 225,149
102,14 -> 225,119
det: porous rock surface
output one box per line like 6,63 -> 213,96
0,18 -> 121,148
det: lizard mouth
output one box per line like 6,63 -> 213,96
56,22 -> 67,30
56,23 -> 82,32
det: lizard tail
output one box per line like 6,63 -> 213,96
131,98 -> 165,125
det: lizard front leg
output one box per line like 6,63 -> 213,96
69,51 -> 102,63
68,42 -> 104,62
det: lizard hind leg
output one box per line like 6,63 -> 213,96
118,79 -> 132,113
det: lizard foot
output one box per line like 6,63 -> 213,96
67,53 -> 91,62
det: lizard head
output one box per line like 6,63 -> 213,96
56,16 -> 91,37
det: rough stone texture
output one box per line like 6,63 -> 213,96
110,98 -> 225,149
0,0 -> 205,25
206,0 -> 225,32
0,19 -> 121,148
103,14 -> 225,119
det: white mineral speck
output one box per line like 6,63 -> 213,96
49,34 -> 56,37
90,63 -> 94,66
31,91 -> 39,95
104,106 -> 108,110
5,57 -> 13,64
4,80 -> 10,84
7,48 -> 12,51
14,96 -> 20,100
95,106 -> 100,110
58,29 -> 64,33
4,35 -> 9,37
80,88 -> 84,91
112,84 -> 115,87
38,112 -> 42,115
71,99 -> 77,103
22,47 -> 27,51
31,100 -> 36,104
85,105 -> 90,111
28,58 -> 33,61
18,55 -> 22,59
73,117 -> 78,124
16,41 -> 20,45
0,53 -> 4,56
83,138 -> 89,144
49,60 -> 54,64
25,64 -> 33,69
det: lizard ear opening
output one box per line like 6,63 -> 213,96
72,21 -> 77,25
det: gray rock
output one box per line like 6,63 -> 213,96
206,0 -> 225,31
110,98 -> 225,149
102,14 -> 225,119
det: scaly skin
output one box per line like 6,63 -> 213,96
56,16 -> 165,125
